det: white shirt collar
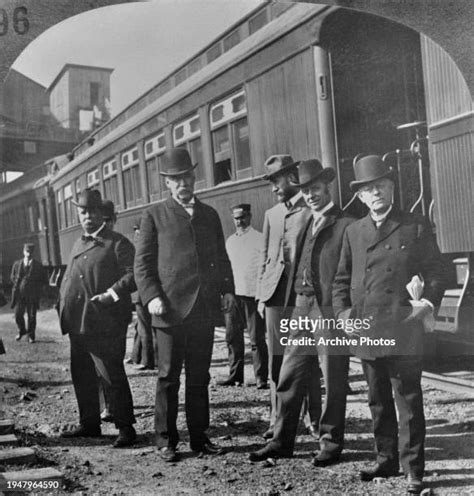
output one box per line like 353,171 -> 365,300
86,222 -> 106,238
235,226 -> 252,237
370,204 -> 393,225
312,201 -> 334,221
286,191 -> 302,209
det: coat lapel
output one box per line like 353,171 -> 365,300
166,196 -> 193,220
368,210 -> 402,249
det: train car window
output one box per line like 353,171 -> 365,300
206,43 -> 222,63
175,68 -> 186,86
56,190 -> 64,230
64,184 -> 74,227
223,29 -> 240,52
28,205 -> 36,232
87,168 -> 100,188
187,58 -> 202,77
121,146 -> 143,209
145,131 -> 166,202
173,114 -> 205,189
249,9 -> 268,35
103,158 -> 120,210
210,90 -> 251,184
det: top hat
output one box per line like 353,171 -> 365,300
350,155 -> 393,191
291,159 -> 336,187
159,148 -> 198,177
263,154 -> 299,180
231,203 -> 251,218
72,189 -> 103,209
101,200 -> 116,219
23,243 -> 35,252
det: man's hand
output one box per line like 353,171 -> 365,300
402,301 -> 432,324
90,293 -> 115,305
221,293 -> 236,313
257,300 -> 265,319
148,296 -> 167,316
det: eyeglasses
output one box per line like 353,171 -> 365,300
358,179 -> 392,194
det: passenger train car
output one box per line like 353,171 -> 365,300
0,3 -> 472,353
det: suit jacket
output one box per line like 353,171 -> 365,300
59,227 -> 136,337
10,258 -> 46,308
256,193 -> 311,306
332,209 -> 446,359
287,205 -> 354,318
134,196 -> 234,328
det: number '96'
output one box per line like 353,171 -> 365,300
0,7 -> 29,35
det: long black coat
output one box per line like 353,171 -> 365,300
134,196 -> 234,328
59,228 -> 136,336
10,259 -> 47,308
332,209 -> 446,359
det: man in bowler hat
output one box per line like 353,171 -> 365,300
256,155 -> 319,439
250,159 -> 354,464
218,204 -> 268,388
59,189 -> 137,448
11,243 -> 47,343
134,148 -> 235,462
332,155 -> 446,494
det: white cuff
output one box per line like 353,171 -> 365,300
106,288 -> 119,302
420,298 -> 434,310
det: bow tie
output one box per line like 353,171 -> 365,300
81,235 -> 96,242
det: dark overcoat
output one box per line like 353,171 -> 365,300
134,196 -> 234,328
10,259 -> 46,308
332,209 -> 446,359
286,204 -> 354,318
59,228 -> 135,336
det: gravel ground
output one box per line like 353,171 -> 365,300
1,306 -> 473,495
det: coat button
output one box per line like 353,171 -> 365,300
366,289 -> 370,294
79,275 -> 84,279
366,268 -> 371,272
385,244 -> 391,250
83,255 -> 87,259
401,245 -> 406,250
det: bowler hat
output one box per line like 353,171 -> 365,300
231,203 -> 251,218
101,200 -> 116,219
72,189 -> 103,209
263,155 -> 299,180
350,155 -> 393,191
159,148 -> 198,177
291,159 -> 335,187
23,243 -> 35,252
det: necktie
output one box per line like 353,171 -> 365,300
81,235 -> 95,242
285,201 -> 292,210
312,216 -> 323,236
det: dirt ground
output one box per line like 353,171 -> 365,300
1,305 -> 474,495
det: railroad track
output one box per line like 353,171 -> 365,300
214,328 -> 474,398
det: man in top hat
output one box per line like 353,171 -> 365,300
218,204 -> 268,388
134,148 -> 235,462
10,243 -> 47,343
59,189 -> 137,448
250,159 -> 354,463
256,154 -> 319,439
332,155 -> 446,494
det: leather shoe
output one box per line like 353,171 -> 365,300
15,334 -> 23,341
256,382 -> 269,390
158,446 -> 179,462
193,440 -> 226,456
312,451 -> 340,467
217,379 -> 242,387
61,425 -> 101,438
28,337 -> 35,344
249,445 -> 292,462
113,425 -> 136,448
407,475 -> 423,494
262,428 -> 273,440
360,463 -> 399,481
